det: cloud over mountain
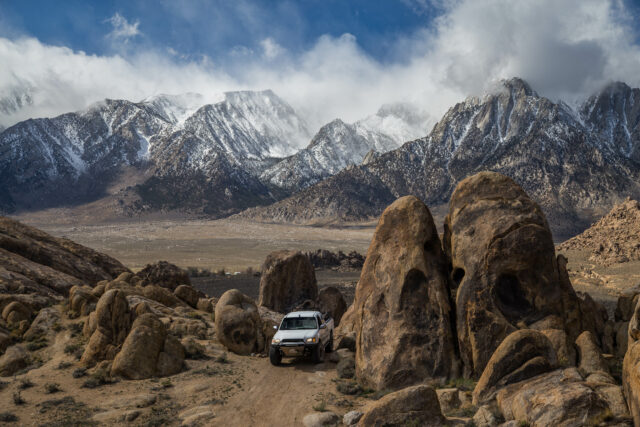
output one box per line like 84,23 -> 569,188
1,0 -> 639,132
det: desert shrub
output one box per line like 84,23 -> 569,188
312,400 -> 327,412
56,361 -> 73,370
26,338 -> 48,351
215,353 -> 229,364
82,367 -> 114,389
18,378 -> 33,389
0,412 -> 18,422
72,368 -> 87,378
64,342 -> 84,359
44,383 -> 61,393
12,391 -> 25,405
68,322 -> 83,337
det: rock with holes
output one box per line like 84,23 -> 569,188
353,196 -> 457,390
444,172 -> 597,378
215,289 -> 263,355
258,250 -> 318,313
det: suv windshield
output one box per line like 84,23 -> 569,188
280,317 -> 318,330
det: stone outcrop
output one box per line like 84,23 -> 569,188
444,172 -> 598,377
81,289 -> 132,366
134,261 -> 190,290
23,307 -> 60,341
174,284 -> 201,308
215,289 -> 264,355
111,313 -> 185,379
68,285 -> 98,317
496,368 -> 614,426
258,250 -> 317,313
473,329 -> 558,405
623,298 -> 640,424
357,385 -> 446,426
0,216 -> 129,299
0,345 -> 29,376
353,196 -> 457,390
316,287 -> 347,326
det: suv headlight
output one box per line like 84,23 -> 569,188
272,338 -> 280,344
305,337 -> 316,343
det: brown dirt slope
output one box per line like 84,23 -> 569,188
559,198 -> 640,266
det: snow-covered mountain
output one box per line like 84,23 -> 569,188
579,81 -> 640,163
241,78 -> 640,238
260,104 -> 432,190
0,90 -> 311,214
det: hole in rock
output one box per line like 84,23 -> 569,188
495,273 -> 532,322
452,268 -> 465,287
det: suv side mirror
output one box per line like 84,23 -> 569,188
319,323 -> 326,329
273,325 -> 278,330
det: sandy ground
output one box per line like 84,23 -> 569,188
0,307 -> 372,426
10,216 -> 375,272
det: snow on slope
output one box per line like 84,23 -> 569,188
260,103 -> 433,190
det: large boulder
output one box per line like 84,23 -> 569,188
81,289 -> 132,366
473,329 -> 557,405
575,331 -> 609,376
497,368 -> 612,426
353,196 -> 457,390
444,172 -> 596,377
23,307 -> 60,341
135,261 -> 190,290
68,285 -> 99,317
1,300 -> 31,326
0,345 -> 29,376
142,285 -> 184,308
623,298 -> 640,424
215,289 -> 264,355
111,313 -> 185,379
258,250 -> 317,313
317,287 -> 347,326
174,285 -> 201,308
357,385 -> 446,426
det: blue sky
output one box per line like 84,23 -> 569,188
2,0 -> 640,131
0,0 -> 439,64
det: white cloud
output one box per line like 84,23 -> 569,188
106,13 -> 141,43
260,38 -> 284,59
1,0 -> 640,133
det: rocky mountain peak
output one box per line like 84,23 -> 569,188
500,77 -> 537,98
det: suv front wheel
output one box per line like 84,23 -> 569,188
269,346 -> 282,366
312,341 -> 325,363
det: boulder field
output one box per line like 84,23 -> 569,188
4,171 -> 640,425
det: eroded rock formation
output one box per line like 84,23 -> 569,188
352,196 -> 457,390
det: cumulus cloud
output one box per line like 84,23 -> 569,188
1,0 -> 640,132
106,13 -> 141,42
